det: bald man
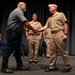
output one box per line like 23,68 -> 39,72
1,2 -> 37,73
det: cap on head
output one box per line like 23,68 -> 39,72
48,4 -> 57,8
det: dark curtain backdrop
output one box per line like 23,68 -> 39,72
0,0 -> 75,55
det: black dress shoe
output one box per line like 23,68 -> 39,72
46,56 -> 50,58
62,67 -> 72,73
1,68 -> 13,73
33,60 -> 38,64
45,67 -> 59,72
29,61 -> 33,64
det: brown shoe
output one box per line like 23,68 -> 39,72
1,68 -> 13,73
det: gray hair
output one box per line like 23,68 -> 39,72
33,13 -> 37,17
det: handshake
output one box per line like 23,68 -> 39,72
32,28 -> 41,33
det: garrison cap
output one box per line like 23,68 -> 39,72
48,4 -> 57,8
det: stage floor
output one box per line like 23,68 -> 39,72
0,55 -> 75,75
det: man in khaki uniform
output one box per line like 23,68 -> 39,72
43,28 -> 51,58
26,13 -> 42,64
38,4 -> 72,72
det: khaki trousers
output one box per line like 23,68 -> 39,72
45,39 -> 51,57
49,30 -> 72,69
28,35 -> 40,61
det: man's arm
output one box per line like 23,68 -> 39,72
40,32 -> 42,37
23,21 -> 37,33
64,22 -> 68,35
62,22 -> 68,40
39,31 -> 42,40
43,34 -> 46,42
26,30 -> 29,38
37,24 -> 48,32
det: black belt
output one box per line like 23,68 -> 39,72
51,30 -> 61,33
29,34 -> 39,36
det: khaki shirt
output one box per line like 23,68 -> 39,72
43,28 -> 51,39
26,21 -> 42,35
46,12 -> 67,31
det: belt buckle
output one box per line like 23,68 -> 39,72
51,31 -> 55,33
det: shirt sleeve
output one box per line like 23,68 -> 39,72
16,11 -> 27,22
60,12 -> 67,24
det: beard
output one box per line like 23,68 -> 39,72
23,9 -> 26,12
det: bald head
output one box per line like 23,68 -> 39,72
17,2 -> 26,7
17,2 -> 26,12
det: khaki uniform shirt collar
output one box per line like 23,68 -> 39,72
52,12 -> 59,17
